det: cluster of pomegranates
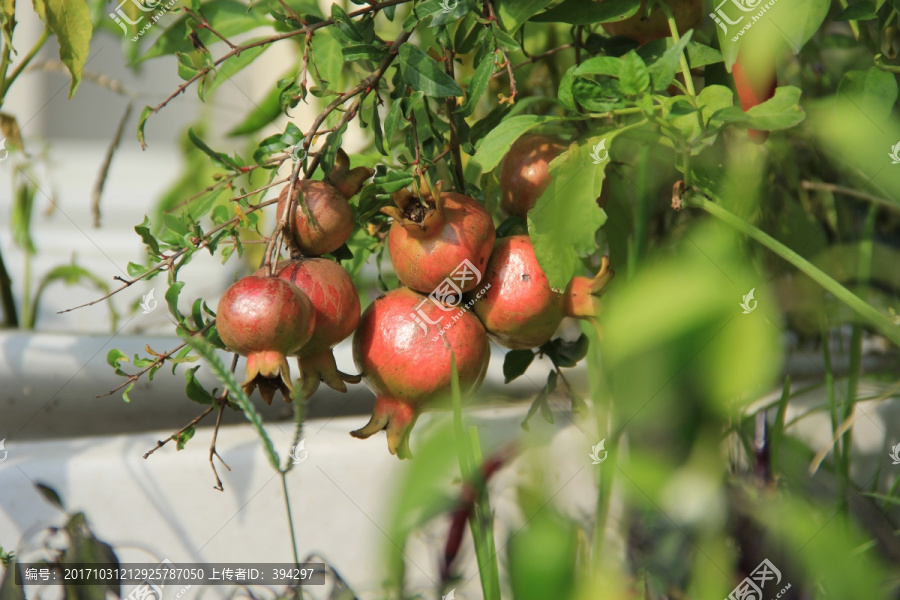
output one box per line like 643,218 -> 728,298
214,140 -> 614,459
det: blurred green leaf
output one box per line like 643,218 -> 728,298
837,67 -> 898,122
619,50 -> 650,96
713,86 -> 805,131
508,511 -> 577,600
496,0 -> 552,32
532,0 -> 640,24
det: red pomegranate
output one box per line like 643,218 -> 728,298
382,180 -> 496,295
499,134 -> 565,218
351,287 -> 491,458
216,276 -> 315,404
471,235 -> 613,349
276,149 -> 373,256
263,258 -> 362,399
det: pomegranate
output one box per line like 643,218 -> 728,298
216,276 -> 315,404
499,134 -> 565,218
732,49 -> 777,143
471,235 -> 613,349
601,0 -> 703,44
276,149 -> 374,256
261,258 -> 362,399
382,180 -> 496,295
351,287 -> 491,458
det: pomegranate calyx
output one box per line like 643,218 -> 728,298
350,396 -> 417,459
296,350 -> 362,399
381,180 -> 447,236
244,350 -> 294,405
329,149 -> 374,199
563,256 -> 615,321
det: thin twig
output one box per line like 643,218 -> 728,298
184,8 -> 239,50
484,0 -> 516,104
92,102 -> 133,228
59,199 -> 278,314
800,180 -> 900,214
209,354 -> 238,491
143,405 -> 216,459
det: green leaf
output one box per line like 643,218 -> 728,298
496,0 -> 552,32
166,280 -> 186,323
310,27 -> 343,87
228,84 -> 283,136
646,32 -> 692,91
618,51 -> 649,96
527,138 -> 610,290
188,127 -> 241,170
398,44 -> 463,98
374,169 -> 415,194
574,56 -> 622,78
38,0 -> 92,97
557,65 -> 577,112
833,1 -> 877,20
503,349 -> 535,383
175,426 -> 196,450
712,85 -> 806,131
837,67 -> 899,122
139,0 -> 270,62
185,366 -> 215,404
532,0 -> 640,24
342,44 -> 387,62
458,47 -> 495,118
11,181 -> 36,254
137,105 -> 152,149
473,114 -> 559,171
178,327 -> 281,471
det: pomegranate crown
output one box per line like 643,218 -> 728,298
381,178 -> 447,234
327,148 -> 375,199
564,256 -> 615,322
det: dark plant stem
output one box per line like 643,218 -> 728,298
0,239 -> 18,327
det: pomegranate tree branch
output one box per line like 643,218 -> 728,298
143,405 -> 215,459
59,198 -> 278,314
262,28 -> 413,273
147,0 -> 413,119
443,46 -> 465,191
